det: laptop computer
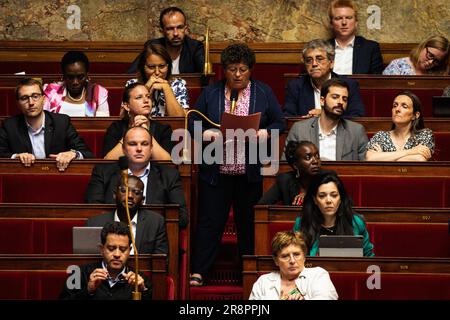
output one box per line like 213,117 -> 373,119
72,227 -> 103,254
318,235 -> 364,257
432,96 -> 450,117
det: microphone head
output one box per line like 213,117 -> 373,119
118,156 -> 129,171
230,89 -> 238,102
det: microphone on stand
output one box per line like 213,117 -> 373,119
118,156 -> 141,300
230,89 -> 238,114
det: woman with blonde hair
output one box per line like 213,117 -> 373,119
383,35 -> 450,75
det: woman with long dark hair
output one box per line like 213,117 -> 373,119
294,171 -> 374,256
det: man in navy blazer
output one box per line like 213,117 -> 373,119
127,7 -> 204,74
283,39 -> 365,118
87,175 -> 168,255
85,126 -> 188,229
327,0 -> 383,74
0,78 -> 93,171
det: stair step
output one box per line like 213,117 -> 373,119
190,285 -> 243,300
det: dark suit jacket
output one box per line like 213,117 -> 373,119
283,116 -> 368,160
102,118 -> 174,157
59,262 -> 152,300
127,36 -> 205,74
329,36 -> 383,74
258,171 -> 300,205
0,110 -> 93,158
85,162 -> 188,228
86,209 -> 168,254
283,72 -> 365,118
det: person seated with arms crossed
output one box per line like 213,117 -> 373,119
293,170 -> 374,257
283,78 -> 368,161
59,221 -> 152,300
103,82 -> 173,161
383,35 -> 449,75
87,174 -> 168,255
259,141 -> 321,206
283,39 -> 365,118
127,6 -> 204,75
0,78 -> 93,171
328,0 -> 383,74
365,91 -> 434,161
249,230 -> 338,300
43,50 -> 109,116
86,126 -> 188,229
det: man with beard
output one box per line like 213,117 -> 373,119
283,78 -> 368,161
127,6 -> 204,74
283,39 -> 365,118
86,174 -> 168,255
60,221 -> 152,300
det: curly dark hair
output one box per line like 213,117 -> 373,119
61,50 -> 90,73
284,140 -> 317,170
100,221 -> 131,246
220,43 -> 256,69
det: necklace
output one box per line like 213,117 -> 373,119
67,87 -> 85,102
321,224 -> 335,233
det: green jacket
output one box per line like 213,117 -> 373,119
293,214 -> 375,257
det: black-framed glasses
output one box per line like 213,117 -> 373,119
18,93 -> 43,103
119,185 -> 144,196
425,47 -> 442,65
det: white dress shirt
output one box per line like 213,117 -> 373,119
172,55 -> 180,75
114,210 -> 138,255
333,37 -> 355,75
128,163 -> 151,204
318,121 -> 338,161
249,267 -> 338,300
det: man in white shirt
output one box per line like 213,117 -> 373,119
328,0 -> 383,74
283,78 -> 368,161
86,174 -> 169,255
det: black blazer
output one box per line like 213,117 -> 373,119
258,171 -> 300,205
59,262 -> 152,300
329,36 -> 383,74
0,110 -> 93,158
85,162 -> 188,229
102,118 -> 174,157
127,36 -> 205,74
86,209 -> 169,255
283,72 -> 365,118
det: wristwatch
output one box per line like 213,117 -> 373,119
70,149 -> 79,159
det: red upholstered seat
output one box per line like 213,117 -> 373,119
78,130 -> 106,158
0,175 -> 90,203
0,219 -> 85,254
367,223 -> 450,257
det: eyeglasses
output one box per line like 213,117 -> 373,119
145,63 -> 168,72
304,56 -> 328,65
119,186 -> 144,196
277,252 -> 303,262
226,66 -> 250,75
425,47 -> 442,65
18,93 -> 43,103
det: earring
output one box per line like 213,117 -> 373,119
295,168 -> 300,178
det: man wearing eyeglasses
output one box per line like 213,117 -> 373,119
0,78 -> 93,171
283,39 -> 365,118
127,6 -> 204,75
86,175 -> 168,255
85,126 -> 188,229
60,221 -> 152,300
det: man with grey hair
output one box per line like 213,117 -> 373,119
283,39 -> 365,118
